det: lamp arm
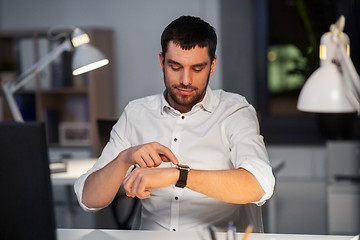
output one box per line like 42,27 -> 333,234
1,39 -> 73,122
1,83 -> 24,122
11,39 -> 72,93
337,43 -> 360,106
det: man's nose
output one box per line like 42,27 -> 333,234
180,69 -> 192,86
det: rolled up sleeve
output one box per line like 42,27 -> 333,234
227,104 -> 275,206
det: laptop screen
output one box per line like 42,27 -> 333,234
0,122 -> 56,240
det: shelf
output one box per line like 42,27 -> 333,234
0,28 -> 116,155
17,87 -> 89,95
39,87 -> 88,95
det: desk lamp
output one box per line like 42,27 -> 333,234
297,15 -> 360,114
1,27 -> 109,122
297,17 -> 360,235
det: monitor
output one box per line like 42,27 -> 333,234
97,118 -> 117,150
0,122 -> 56,240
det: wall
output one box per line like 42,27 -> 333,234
0,0 -> 222,114
220,0 -> 255,103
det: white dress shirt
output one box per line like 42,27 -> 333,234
74,87 -> 275,231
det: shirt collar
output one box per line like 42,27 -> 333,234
161,86 -> 219,115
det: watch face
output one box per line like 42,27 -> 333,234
177,164 -> 189,169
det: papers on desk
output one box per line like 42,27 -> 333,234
50,161 -> 67,173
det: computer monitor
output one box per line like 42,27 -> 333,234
97,118 -> 117,150
0,122 -> 56,240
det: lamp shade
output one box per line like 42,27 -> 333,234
297,63 -> 357,113
72,43 -> 109,75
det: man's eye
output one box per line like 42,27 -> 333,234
193,67 -> 204,72
170,65 -> 181,71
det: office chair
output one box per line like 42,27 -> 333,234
97,118 -> 141,229
237,203 -> 264,233
110,185 -> 141,229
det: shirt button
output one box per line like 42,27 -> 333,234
175,196 -> 178,200
181,116 -> 185,119
172,229 -> 176,231
174,138 -> 178,142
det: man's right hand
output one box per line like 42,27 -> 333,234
81,142 -> 178,208
121,142 -> 179,168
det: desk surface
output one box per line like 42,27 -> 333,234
57,229 -> 357,240
51,158 -> 97,185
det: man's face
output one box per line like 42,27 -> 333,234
159,41 -> 217,113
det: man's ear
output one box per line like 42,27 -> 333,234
210,55 -> 217,76
158,52 -> 165,72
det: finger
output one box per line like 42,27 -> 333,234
123,171 -> 136,196
159,154 -> 170,162
128,149 -> 146,168
137,190 -> 151,199
125,191 -> 135,198
134,156 -> 147,168
134,146 -> 159,168
158,147 -> 178,165
130,169 -> 152,199
150,142 -> 178,165
131,173 -> 145,198
149,152 -> 163,166
146,143 -> 172,166
134,176 -> 151,199
123,178 -> 131,195
141,154 -> 156,168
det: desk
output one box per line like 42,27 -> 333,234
51,158 -> 97,185
57,229 -> 357,240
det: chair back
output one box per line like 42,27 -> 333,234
237,204 -> 263,233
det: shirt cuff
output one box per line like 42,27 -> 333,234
74,169 -> 103,212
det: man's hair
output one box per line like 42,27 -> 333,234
161,16 -> 217,62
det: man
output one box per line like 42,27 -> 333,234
75,15 -> 275,232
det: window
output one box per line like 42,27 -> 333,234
254,0 -> 360,144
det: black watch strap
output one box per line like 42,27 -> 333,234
175,164 -> 190,188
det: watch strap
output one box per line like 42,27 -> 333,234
175,164 -> 190,188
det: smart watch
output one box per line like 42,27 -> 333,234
175,164 -> 190,188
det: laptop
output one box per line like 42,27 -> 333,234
0,122 -> 56,240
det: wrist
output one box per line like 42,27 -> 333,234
116,150 -> 133,169
171,167 -> 180,184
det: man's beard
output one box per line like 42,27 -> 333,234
164,71 -> 210,110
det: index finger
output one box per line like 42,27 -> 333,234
154,143 -> 178,165
159,154 -> 170,162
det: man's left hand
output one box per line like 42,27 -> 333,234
123,167 -> 179,199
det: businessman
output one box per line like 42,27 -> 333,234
75,15 -> 275,232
